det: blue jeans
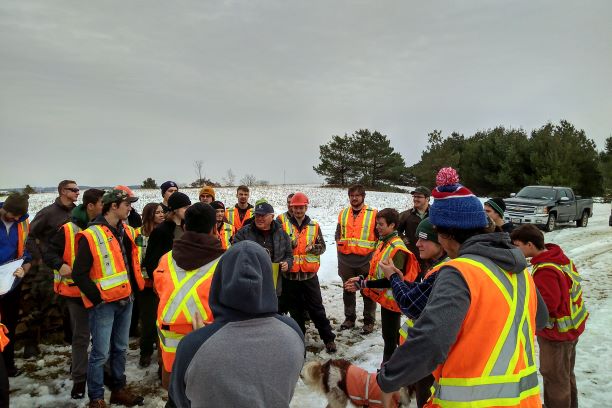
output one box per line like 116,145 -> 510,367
87,299 -> 133,400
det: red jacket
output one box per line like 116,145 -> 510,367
531,243 -> 586,342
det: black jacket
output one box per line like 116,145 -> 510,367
142,220 -> 182,279
233,220 -> 293,267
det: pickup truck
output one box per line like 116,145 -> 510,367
504,186 -> 593,232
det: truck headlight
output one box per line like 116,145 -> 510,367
534,206 -> 549,214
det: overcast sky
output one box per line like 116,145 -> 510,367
1,1 -> 611,188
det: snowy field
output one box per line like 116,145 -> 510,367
4,186 -> 612,407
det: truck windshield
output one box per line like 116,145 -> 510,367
516,187 -> 556,200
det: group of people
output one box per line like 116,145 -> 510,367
0,168 -> 587,408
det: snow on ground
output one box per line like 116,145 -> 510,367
4,187 -> 612,407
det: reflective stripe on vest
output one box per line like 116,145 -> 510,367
16,219 -> 29,258
338,206 -> 377,254
53,222 -> 81,297
86,225 -> 130,289
533,261 -> 589,333
219,223 -> 234,250
290,221 -> 320,273
431,255 -> 539,407
131,226 -> 150,280
398,318 -> 414,345
277,213 -> 294,239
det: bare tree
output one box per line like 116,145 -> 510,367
240,174 -> 257,187
194,160 -> 205,187
257,179 -> 269,186
223,168 -> 236,186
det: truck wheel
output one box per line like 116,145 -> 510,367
545,213 -> 556,232
576,211 -> 589,227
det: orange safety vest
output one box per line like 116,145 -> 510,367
337,206 -> 377,256
346,365 -> 397,407
288,220 -> 321,273
225,207 -> 253,230
131,226 -> 153,287
76,223 -> 144,308
532,260 -> 588,334
363,235 -> 419,312
425,255 -> 541,408
0,323 -> 9,352
53,222 -> 82,297
217,222 -> 235,251
16,218 -> 29,258
154,251 -> 219,372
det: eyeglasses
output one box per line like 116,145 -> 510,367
64,188 -> 80,193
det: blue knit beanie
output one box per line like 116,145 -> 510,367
429,167 -> 488,229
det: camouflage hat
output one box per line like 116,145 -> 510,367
102,189 -> 138,205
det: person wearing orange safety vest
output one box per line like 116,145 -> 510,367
210,201 -> 235,251
345,208 -> 419,364
154,202 -> 224,390
44,188 -> 105,399
0,193 -> 32,379
278,192 -> 337,353
225,185 -> 254,231
377,167 -> 549,408
335,184 -> 378,334
511,224 -> 588,408
71,189 -> 145,407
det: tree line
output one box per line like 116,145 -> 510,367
314,121 -> 611,197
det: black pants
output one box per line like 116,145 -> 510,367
380,306 -> 401,363
413,374 -> 435,408
137,287 -> 159,357
0,284 -> 21,370
280,276 -> 335,344
0,353 -> 8,408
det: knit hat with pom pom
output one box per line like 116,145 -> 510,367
429,167 -> 488,229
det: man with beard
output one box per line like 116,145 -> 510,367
335,184 -> 378,334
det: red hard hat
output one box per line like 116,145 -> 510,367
290,192 -> 309,206
114,185 -> 135,197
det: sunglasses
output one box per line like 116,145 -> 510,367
64,188 -> 80,193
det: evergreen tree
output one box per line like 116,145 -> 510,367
22,184 -> 36,194
409,130 -> 464,187
141,177 -> 158,189
599,136 -> 612,197
313,134 -> 357,186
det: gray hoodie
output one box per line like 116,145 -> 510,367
377,232 -> 548,392
169,241 -> 305,408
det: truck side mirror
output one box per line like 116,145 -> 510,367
510,193 -> 516,197
559,197 -> 570,202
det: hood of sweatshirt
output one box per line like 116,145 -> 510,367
71,204 -> 90,229
209,240 -> 278,322
530,243 -> 570,266
458,232 -> 527,274
171,231 -> 224,271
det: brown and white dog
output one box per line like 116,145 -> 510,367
302,359 -> 411,408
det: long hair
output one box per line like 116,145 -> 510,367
141,202 -> 162,236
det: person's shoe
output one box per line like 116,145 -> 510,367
139,354 -> 151,368
110,387 -> 145,407
22,343 -> 40,359
325,341 -> 337,353
361,323 -> 375,334
6,366 -> 22,377
71,381 -> 86,399
339,319 -> 355,330
88,399 -> 107,408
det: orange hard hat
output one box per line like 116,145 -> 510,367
114,185 -> 135,197
290,192 -> 309,206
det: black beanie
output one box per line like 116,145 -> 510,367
185,202 -> 216,234
167,192 -> 191,211
3,193 -> 29,216
210,200 -> 225,210
485,197 -> 506,218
